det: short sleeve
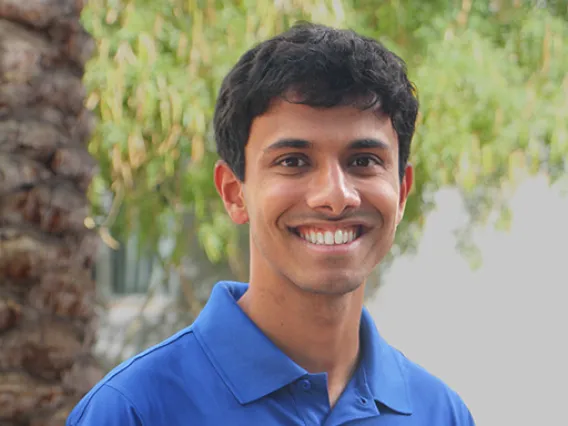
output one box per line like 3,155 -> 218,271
461,406 -> 476,426
66,384 -> 144,426
452,392 -> 476,426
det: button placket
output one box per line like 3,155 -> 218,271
300,379 -> 312,391
290,375 -> 330,426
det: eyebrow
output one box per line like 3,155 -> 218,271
349,138 -> 391,151
263,138 -> 313,153
263,137 -> 390,153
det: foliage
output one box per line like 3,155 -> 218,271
82,0 -> 346,268
81,0 -> 568,275
354,0 -> 568,264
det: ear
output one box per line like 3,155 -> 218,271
396,164 -> 414,225
214,160 -> 249,224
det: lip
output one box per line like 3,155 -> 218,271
287,218 -> 374,231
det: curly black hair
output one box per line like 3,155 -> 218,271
213,22 -> 419,182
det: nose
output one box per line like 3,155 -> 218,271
306,161 -> 361,216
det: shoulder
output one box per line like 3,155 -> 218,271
67,326 -> 206,425
392,348 -> 475,425
66,383 -> 143,425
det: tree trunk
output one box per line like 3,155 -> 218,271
0,1 -> 102,424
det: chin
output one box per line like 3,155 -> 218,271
293,273 -> 364,296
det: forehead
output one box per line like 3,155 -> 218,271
246,100 -> 398,151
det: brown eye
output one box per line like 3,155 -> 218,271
349,155 -> 381,168
279,156 -> 308,167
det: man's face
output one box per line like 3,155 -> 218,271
215,100 -> 412,295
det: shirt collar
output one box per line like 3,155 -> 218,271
193,281 -> 412,414
359,308 -> 413,414
192,281 -> 307,404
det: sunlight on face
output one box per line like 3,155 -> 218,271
237,100 -> 412,295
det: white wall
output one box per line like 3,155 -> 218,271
368,175 -> 568,426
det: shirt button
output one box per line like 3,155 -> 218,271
300,379 -> 311,391
359,397 -> 368,405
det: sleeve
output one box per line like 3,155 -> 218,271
460,405 -> 476,426
452,392 -> 476,426
66,384 -> 144,426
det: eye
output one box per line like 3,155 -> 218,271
277,156 -> 308,168
349,155 -> 382,168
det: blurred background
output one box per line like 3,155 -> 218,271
0,0 -> 566,425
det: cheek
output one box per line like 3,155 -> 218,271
254,179 -> 302,225
367,184 -> 400,220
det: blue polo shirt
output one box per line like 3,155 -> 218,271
67,281 -> 475,425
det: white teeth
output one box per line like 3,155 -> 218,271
299,228 -> 359,245
334,230 -> 343,244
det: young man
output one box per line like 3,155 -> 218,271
67,23 -> 475,425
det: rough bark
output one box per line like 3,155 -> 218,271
0,1 -> 102,424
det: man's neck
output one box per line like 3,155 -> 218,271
237,278 -> 365,407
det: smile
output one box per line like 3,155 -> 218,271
289,226 -> 363,246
